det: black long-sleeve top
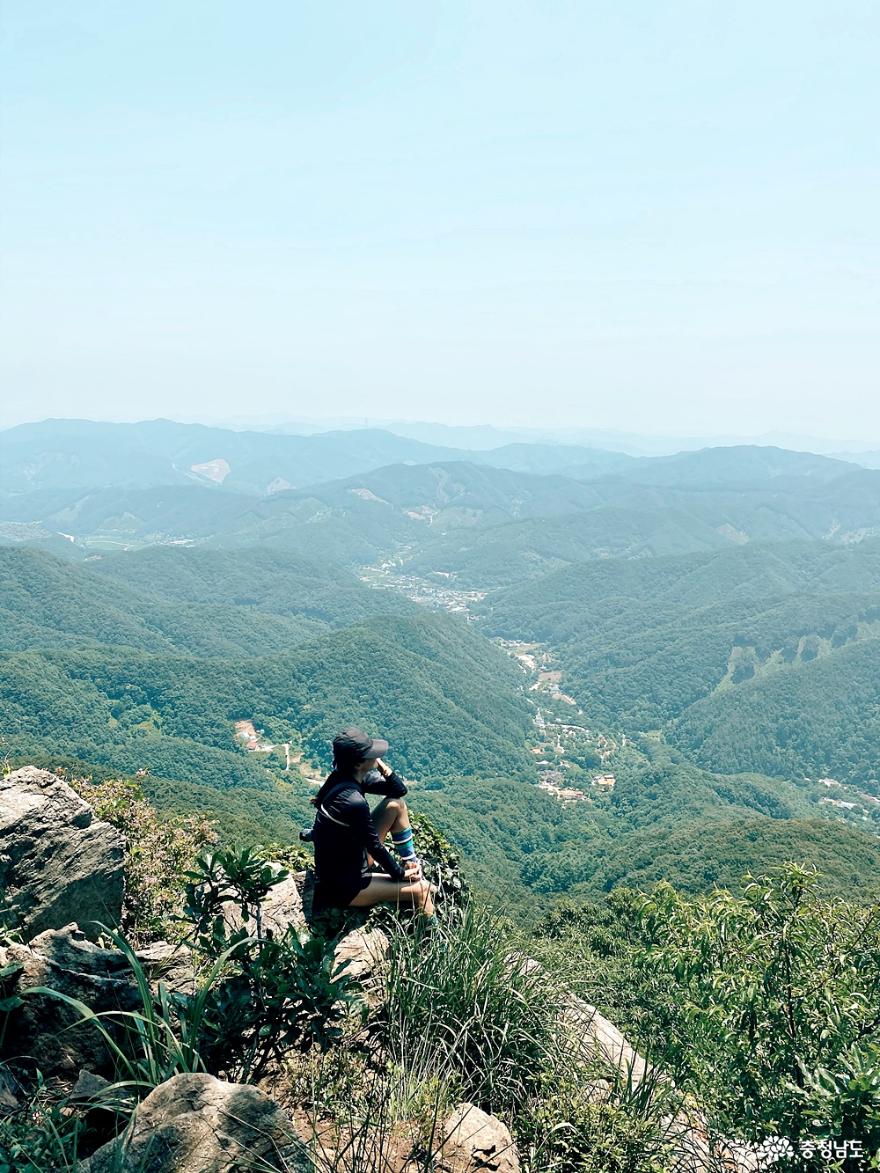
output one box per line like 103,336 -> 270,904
312,768 -> 409,903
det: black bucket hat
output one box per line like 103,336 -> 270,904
332,726 -> 389,764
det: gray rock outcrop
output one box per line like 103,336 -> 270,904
333,926 -> 389,983
135,940 -> 196,997
0,924 -> 140,1078
219,869 -> 308,938
0,767 -> 124,941
81,1073 -> 312,1172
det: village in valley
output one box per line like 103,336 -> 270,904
225,561 -> 624,806
233,720 -> 325,785
496,638 -> 620,804
223,557 -> 880,833
357,560 -> 623,804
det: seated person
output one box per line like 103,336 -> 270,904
306,726 -> 438,926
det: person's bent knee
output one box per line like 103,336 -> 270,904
398,878 -> 429,905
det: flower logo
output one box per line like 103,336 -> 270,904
754,1136 -> 796,1168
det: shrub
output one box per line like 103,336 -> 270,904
534,865 -> 880,1162
516,1061 -> 682,1173
68,776 -> 217,944
182,845 -> 362,1082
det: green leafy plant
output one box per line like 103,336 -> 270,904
516,1056 -> 683,1173
182,845 -> 363,1082
536,864 -> 880,1163
0,1071 -> 83,1173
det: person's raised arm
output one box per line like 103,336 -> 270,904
362,758 -> 408,798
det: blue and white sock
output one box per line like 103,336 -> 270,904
392,828 -> 421,875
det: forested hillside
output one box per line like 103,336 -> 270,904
1,614 -> 532,783
4,431 -> 880,916
483,539 -> 880,787
0,546 -> 412,655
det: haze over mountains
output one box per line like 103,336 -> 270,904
3,420 -> 878,571
3,416 -> 880,913
0,417 -> 860,497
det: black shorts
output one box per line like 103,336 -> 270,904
313,871 -> 373,911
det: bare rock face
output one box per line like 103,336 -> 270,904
0,924 -> 140,1078
81,1073 -> 313,1172
135,940 -> 196,998
440,1102 -> 520,1173
220,869 -> 309,940
0,767 -> 124,941
332,926 -> 389,983
262,873 -> 309,936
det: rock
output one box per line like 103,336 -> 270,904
0,767 -> 124,942
218,868 -> 308,939
69,1068 -> 112,1103
136,941 -> 196,997
81,1073 -> 313,1172
295,869 -> 315,924
0,1067 -> 20,1116
259,873 -> 309,937
332,926 -> 389,983
561,993 -> 649,1085
440,1102 -> 520,1173
506,953 -> 648,1083
0,924 -> 140,1078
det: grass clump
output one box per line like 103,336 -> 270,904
378,900 -> 561,1116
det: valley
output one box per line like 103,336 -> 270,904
4,424 -> 880,916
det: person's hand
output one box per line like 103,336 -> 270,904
403,859 -> 422,880
375,757 -> 392,779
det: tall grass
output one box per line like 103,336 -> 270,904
23,926 -> 240,1095
378,900 -> 563,1117
285,899 -> 701,1172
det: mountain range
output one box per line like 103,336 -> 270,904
4,419 -> 880,913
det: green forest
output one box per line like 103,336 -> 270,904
3,443 -> 880,921
483,539 -> 880,787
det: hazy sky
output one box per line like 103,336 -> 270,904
1,2 -> 878,443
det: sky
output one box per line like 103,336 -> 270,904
1,2 -> 878,445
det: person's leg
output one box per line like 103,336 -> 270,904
368,798 -> 421,875
348,873 -> 436,917
371,796 -> 410,841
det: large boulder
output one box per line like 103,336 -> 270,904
0,924 -> 140,1078
0,925 -> 201,1079
262,873 -> 309,936
0,767 -> 124,941
81,1073 -> 312,1172
219,870 -> 309,939
439,1102 -> 520,1173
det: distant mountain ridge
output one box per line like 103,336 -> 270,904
2,425 -> 875,573
2,418 -> 854,501
0,418 -> 630,497
0,418 -> 464,496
